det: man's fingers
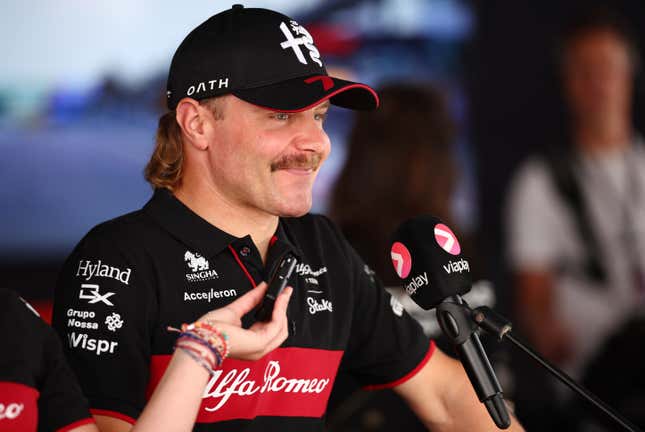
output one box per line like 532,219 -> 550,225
226,282 -> 268,316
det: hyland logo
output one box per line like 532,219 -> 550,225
67,332 -> 118,355
405,272 -> 429,296
391,242 -> 412,279
443,259 -> 470,275
79,284 -> 115,306
76,260 -> 131,285
184,251 -> 219,283
279,20 -> 322,67
434,223 -> 461,255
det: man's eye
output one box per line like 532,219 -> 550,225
274,113 -> 290,120
314,112 -> 327,122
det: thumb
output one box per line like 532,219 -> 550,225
271,286 -> 293,322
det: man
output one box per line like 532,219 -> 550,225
53,5 -> 523,431
0,288 -> 96,432
507,9 -> 645,379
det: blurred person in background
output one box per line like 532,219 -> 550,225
506,6 -> 645,428
328,83 -> 492,431
330,83 -> 462,287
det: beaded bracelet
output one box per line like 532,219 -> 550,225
168,321 -> 230,369
180,322 -> 230,362
177,345 -> 216,375
175,331 -> 220,363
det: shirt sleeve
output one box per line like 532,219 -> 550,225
52,225 -> 154,423
325,218 -> 434,389
37,321 -> 96,432
506,157 -> 569,271
0,289 -> 94,432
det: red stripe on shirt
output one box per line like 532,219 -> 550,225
89,409 -> 136,425
146,347 -> 343,422
228,245 -> 257,288
0,381 -> 39,432
56,417 -> 95,432
362,340 -> 436,390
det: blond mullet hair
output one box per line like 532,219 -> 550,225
144,97 -> 225,190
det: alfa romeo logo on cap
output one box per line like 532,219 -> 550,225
391,242 -> 412,279
434,223 -> 461,255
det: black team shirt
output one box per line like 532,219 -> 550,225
0,289 -> 94,432
52,189 -> 434,431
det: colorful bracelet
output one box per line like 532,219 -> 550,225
168,321 -> 230,368
176,345 -> 216,375
176,331 -> 220,362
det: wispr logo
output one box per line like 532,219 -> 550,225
434,223 -> 461,255
391,242 -> 412,279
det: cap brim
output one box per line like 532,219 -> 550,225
232,75 -> 379,112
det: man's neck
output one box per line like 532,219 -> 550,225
173,184 -> 278,264
574,116 -> 632,156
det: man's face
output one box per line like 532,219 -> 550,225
562,29 -> 634,123
205,96 -> 331,218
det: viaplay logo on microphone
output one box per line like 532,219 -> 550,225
391,242 -> 428,296
434,223 -> 470,274
391,242 -> 412,278
434,224 -> 461,255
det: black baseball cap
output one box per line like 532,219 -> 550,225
166,4 -> 379,112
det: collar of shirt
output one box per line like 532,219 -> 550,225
143,188 -> 302,279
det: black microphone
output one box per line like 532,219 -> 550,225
255,253 -> 297,322
391,215 -> 511,429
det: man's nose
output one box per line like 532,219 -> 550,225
293,118 -> 330,153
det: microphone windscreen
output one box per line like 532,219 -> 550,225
390,215 -> 471,310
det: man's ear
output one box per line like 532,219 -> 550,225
175,98 -> 210,150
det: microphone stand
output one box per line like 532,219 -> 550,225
436,297 -> 511,428
471,305 -> 642,432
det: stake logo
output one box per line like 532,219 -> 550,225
391,242 -> 412,279
434,223 -> 461,255
307,297 -> 333,315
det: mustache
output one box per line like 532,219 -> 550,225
270,153 -> 323,172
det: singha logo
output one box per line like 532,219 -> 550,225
185,251 -> 209,272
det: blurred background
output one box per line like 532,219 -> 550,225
3,0 -> 645,430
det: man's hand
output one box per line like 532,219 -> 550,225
516,270 -> 574,364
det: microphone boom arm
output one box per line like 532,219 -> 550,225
472,306 -> 642,432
